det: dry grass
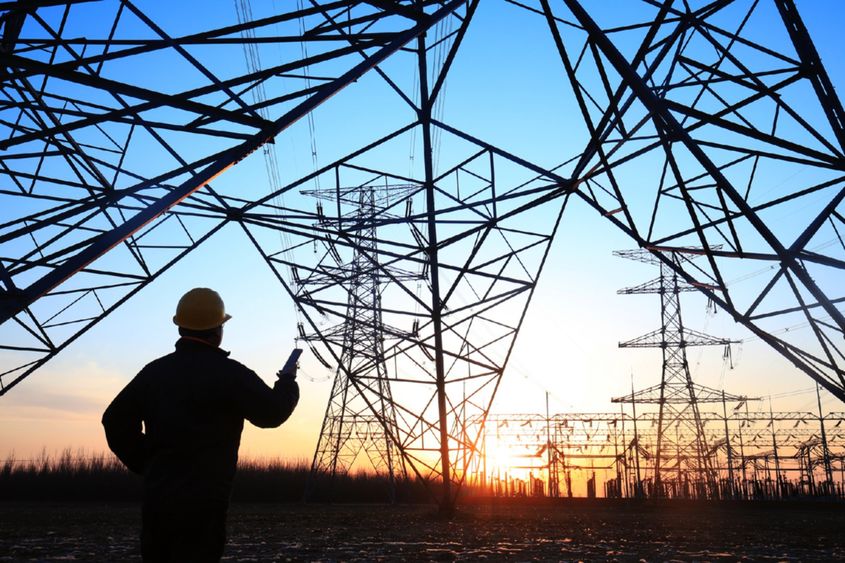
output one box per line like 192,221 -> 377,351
1,449 -> 141,501
0,450 -> 430,502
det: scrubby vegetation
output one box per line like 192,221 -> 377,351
0,450 -> 431,502
2,450 -> 141,501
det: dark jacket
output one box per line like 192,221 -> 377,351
102,338 -> 299,505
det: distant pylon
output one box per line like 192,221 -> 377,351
302,183 -> 415,500
612,248 -> 745,498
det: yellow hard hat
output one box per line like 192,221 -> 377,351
173,287 -> 232,330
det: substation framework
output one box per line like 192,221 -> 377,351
466,408 -> 845,500
1,0 -> 845,512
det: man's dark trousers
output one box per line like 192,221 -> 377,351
141,499 -> 227,562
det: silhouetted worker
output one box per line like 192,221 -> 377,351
102,287 -> 299,562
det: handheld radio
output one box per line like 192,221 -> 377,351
279,348 -> 303,379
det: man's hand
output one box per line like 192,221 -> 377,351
276,365 -> 297,381
277,348 -> 302,381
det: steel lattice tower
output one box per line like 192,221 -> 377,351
302,184 -> 409,498
2,0 -> 845,512
612,249 -> 745,498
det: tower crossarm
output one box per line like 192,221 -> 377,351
617,276 -> 702,295
297,263 -> 421,288
301,183 -> 422,208
613,246 -> 723,266
681,328 -> 739,348
618,329 -> 664,349
613,248 -> 663,265
686,384 -> 749,404
611,382 -> 666,403
612,383 -> 750,404
619,328 -> 738,348
299,319 -> 411,346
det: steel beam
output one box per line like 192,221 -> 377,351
0,0 -> 468,326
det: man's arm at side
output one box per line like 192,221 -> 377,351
102,375 -> 146,475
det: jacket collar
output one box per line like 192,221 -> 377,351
175,337 -> 231,357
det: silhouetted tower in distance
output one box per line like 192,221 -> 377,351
612,248 -> 745,498
302,183 -> 415,499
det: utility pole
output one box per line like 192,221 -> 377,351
816,383 -> 834,492
737,404 -> 748,499
630,375 -> 643,498
546,391 -> 554,497
722,390 -> 735,499
620,404 -> 629,498
769,398 -> 783,499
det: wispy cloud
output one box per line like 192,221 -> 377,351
1,359 -> 129,420
2,392 -> 104,420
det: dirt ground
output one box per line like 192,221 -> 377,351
1,498 -> 844,561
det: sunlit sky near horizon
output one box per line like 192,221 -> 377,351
2,0 -> 845,465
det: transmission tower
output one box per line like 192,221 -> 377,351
612,248 -> 746,498
301,183 -> 414,499
2,0 -> 845,513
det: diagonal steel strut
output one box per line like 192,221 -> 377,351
0,0 -> 467,325
557,0 -> 845,401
